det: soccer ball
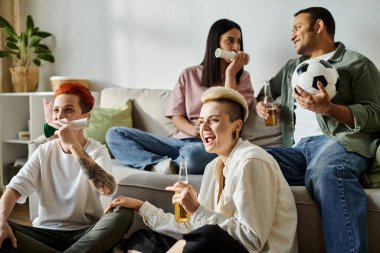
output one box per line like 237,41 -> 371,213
291,58 -> 339,100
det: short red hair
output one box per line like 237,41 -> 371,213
54,83 -> 94,112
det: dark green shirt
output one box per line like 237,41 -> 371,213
258,42 -> 380,158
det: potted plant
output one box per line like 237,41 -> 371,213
0,15 -> 54,92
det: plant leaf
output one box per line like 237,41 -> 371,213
5,42 -> 18,50
26,15 -> 34,29
34,31 -> 52,38
0,16 -> 17,37
37,53 -> 55,62
30,36 -> 41,47
35,44 -> 51,54
33,58 -> 41,66
6,36 -> 17,43
34,48 -> 50,54
0,50 -> 13,57
36,44 -> 49,50
26,15 -> 35,35
20,33 -> 28,48
0,16 -> 15,31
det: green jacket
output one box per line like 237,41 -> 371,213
258,42 -> 380,158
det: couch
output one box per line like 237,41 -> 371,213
30,87 -> 380,253
98,87 -> 380,253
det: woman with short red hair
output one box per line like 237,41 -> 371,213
0,83 -> 133,252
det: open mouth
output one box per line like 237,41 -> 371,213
203,134 -> 216,145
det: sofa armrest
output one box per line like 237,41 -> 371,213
117,173 -> 202,212
116,173 -> 202,237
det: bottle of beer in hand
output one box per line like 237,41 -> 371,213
175,160 -> 190,222
263,80 -> 277,126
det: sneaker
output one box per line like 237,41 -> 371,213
151,158 -> 175,174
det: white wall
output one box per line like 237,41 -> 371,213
24,0 -> 380,94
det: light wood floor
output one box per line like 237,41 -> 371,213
0,190 -> 32,226
9,202 -> 32,226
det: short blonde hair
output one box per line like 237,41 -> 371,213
201,86 -> 249,121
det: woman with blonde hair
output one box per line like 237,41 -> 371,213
106,87 -> 298,253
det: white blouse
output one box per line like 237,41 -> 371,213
139,139 -> 298,253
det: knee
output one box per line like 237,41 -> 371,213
182,143 -> 205,157
179,144 -> 204,174
184,164 -> 201,174
186,155 -> 209,174
305,166 -> 333,189
105,127 -> 121,144
305,165 -> 357,203
111,207 -> 134,228
115,206 -> 134,218
106,127 -> 135,144
307,163 -> 360,188
180,144 -> 216,173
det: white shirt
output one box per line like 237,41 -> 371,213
8,138 -> 112,230
139,139 -> 298,253
293,51 -> 336,144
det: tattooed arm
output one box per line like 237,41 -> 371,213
54,118 -> 115,195
78,150 -> 116,195
68,141 -> 116,195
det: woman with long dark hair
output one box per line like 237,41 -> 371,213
106,19 -> 253,175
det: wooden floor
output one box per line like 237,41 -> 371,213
0,189 -> 32,226
9,202 -> 32,226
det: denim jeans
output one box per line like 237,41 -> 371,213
106,127 -> 217,174
265,135 -> 371,253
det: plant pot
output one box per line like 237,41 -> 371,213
50,76 -> 90,91
10,66 -> 39,92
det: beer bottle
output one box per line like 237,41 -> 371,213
174,160 -> 190,222
263,80 -> 277,126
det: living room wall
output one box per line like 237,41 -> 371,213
23,0 -> 380,94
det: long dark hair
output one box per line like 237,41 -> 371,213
201,19 -> 244,87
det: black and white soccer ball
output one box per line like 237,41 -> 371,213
291,58 -> 339,100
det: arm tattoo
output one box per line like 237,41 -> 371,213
78,150 -> 115,192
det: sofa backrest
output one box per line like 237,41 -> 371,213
100,87 -> 282,146
100,88 -> 175,136
241,99 -> 282,147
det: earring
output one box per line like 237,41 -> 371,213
232,131 -> 236,139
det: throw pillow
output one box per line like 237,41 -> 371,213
84,99 -> 133,145
43,97 -> 54,123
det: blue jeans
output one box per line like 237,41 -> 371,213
265,136 -> 371,253
106,127 -> 216,174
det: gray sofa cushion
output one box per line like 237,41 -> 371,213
100,88 -> 175,136
241,99 -> 282,147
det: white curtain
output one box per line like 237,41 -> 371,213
0,0 -> 21,92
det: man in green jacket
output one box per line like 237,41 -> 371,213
256,7 -> 380,253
